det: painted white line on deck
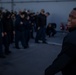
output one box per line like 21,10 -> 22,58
47,42 -> 62,46
29,42 -> 62,46
39,40 -> 62,46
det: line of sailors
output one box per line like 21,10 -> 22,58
0,9 -> 50,58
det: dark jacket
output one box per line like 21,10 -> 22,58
45,28 -> 76,75
15,15 -> 26,32
15,16 -> 30,32
38,13 -> 46,27
2,17 -> 13,32
0,17 -> 3,44
0,18 -> 3,32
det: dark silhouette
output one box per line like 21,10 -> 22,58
45,7 -> 76,75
